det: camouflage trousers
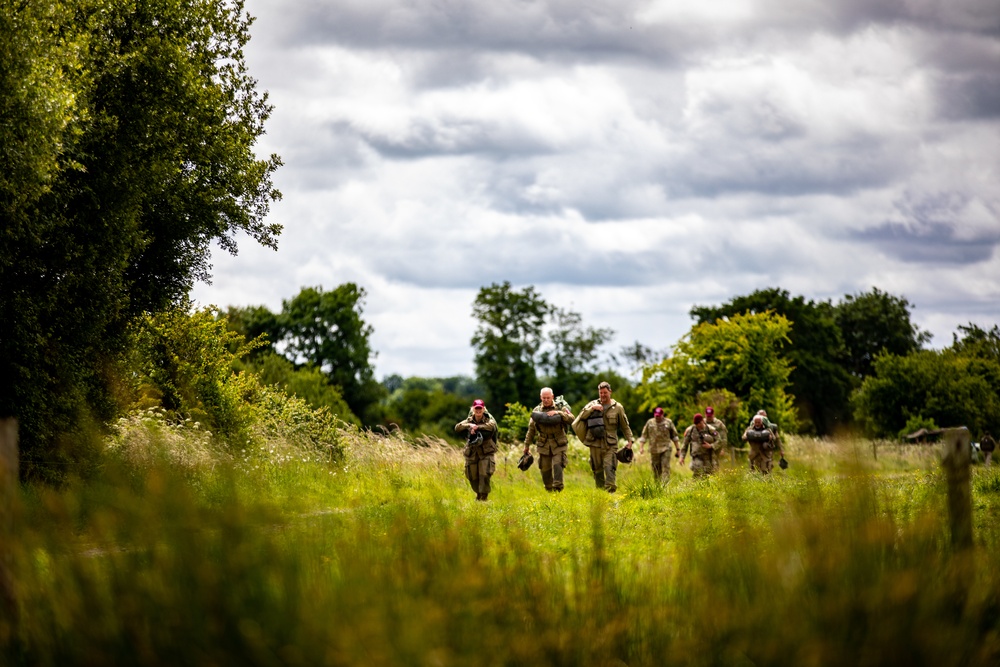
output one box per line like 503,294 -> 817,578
650,450 -> 673,483
748,443 -> 773,474
538,450 -> 568,491
589,445 -> 618,492
465,452 -> 496,499
985,452 -> 993,468
690,454 -> 716,478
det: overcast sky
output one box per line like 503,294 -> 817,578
191,0 -> 1000,380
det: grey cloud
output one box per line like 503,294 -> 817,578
758,0 -> 1000,36
275,123 -> 377,191
849,190 -> 1000,264
854,223 -> 999,265
304,1 -> 689,58
663,136 -> 910,200
934,70 -> 1000,120
355,117 -> 558,159
256,0 -> 999,64
379,248 -> 654,289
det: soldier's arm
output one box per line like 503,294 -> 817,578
559,409 -> 575,424
455,419 -> 471,433
638,420 -> 650,444
524,419 -> 537,447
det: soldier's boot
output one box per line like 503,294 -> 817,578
479,492 -> 489,502
552,463 -> 565,492
541,468 -> 554,491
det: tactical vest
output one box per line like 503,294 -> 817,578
684,424 -> 717,458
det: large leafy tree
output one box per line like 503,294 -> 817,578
691,288 -> 850,434
1,0 -> 281,480
641,311 -> 798,432
471,282 -> 551,416
834,287 -> 931,378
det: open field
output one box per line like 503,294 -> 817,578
3,429 -> 1000,666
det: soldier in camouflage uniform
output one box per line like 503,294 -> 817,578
638,407 -> 679,483
573,381 -> 634,493
704,406 -> 728,470
523,387 -> 575,491
743,413 -> 777,474
679,414 -> 719,478
455,399 -> 498,501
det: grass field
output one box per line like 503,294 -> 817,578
3,427 -> 999,666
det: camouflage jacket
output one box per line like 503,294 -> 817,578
681,423 -> 718,459
705,417 -> 728,447
639,417 -> 679,454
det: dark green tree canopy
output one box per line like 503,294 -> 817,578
835,287 -> 931,378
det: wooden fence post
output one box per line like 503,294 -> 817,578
941,427 -> 973,550
0,418 -> 18,624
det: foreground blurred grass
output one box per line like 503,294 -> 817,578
3,429 -> 1000,666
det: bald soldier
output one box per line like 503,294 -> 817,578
573,380 -> 634,493
523,387 -> 575,491
638,407 -> 680,483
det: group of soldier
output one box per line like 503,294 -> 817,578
454,381 -> 785,501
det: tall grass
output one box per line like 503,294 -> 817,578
3,431 -> 999,665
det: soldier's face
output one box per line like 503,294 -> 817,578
599,387 -> 611,403
540,391 -> 554,407
473,406 -> 485,419
654,414 -> 663,422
